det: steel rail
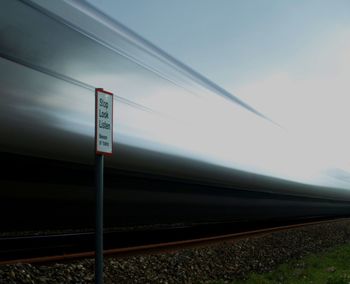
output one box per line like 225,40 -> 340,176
1,217 -> 348,265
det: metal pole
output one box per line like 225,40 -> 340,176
95,154 -> 104,284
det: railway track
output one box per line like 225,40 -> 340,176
0,217 -> 348,265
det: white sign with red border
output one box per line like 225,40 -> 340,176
95,88 -> 113,155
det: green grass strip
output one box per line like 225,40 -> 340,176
240,243 -> 350,284
213,242 -> 350,284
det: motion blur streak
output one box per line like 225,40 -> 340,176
0,0 -> 349,194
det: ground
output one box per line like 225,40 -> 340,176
231,243 -> 350,284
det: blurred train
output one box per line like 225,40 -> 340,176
1,0 -> 350,231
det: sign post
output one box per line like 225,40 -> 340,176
95,88 -> 113,284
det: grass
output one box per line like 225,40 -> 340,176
220,243 -> 350,284
239,243 -> 350,284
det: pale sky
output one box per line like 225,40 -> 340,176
86,0 -> 350,189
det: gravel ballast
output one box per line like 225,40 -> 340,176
1,219 -> 350,283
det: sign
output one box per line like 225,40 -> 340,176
95,88 -> 113,155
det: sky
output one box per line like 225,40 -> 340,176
86,0 -> 350,189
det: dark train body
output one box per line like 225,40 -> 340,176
1,0 -> 350,231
